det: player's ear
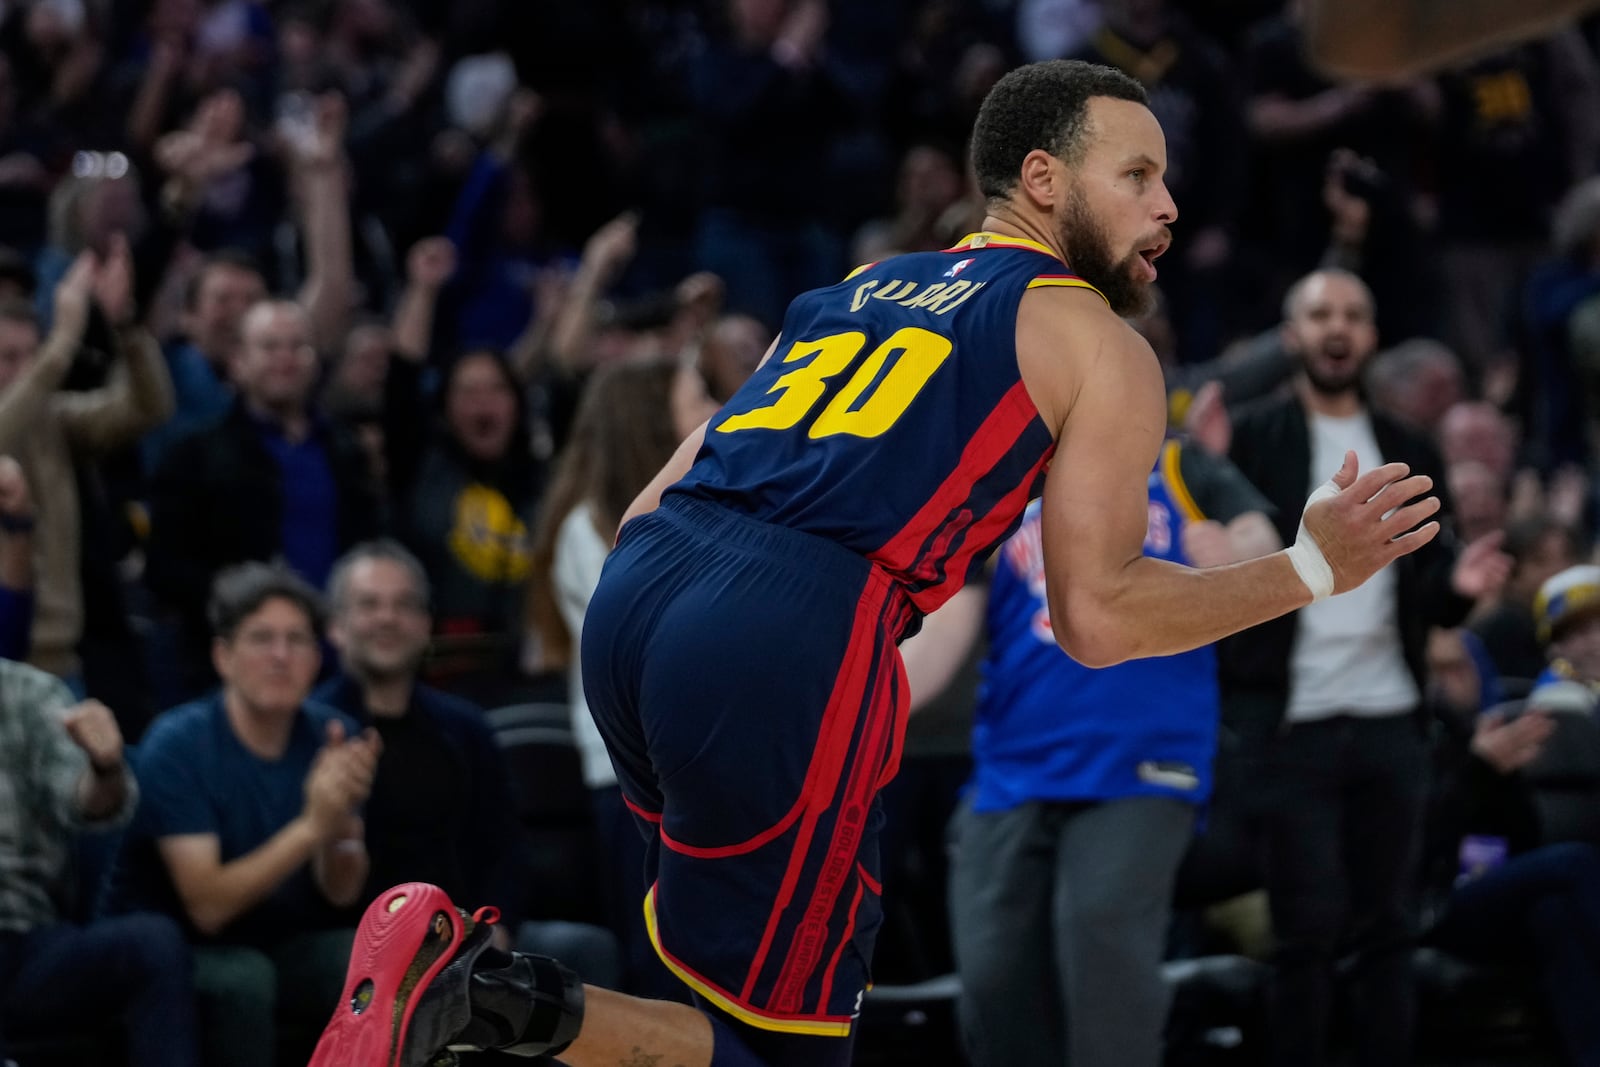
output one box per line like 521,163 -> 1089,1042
1017,149 -> 1060,210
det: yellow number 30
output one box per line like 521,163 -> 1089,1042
716,327 -> 954,440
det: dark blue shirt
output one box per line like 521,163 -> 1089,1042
252,415 -> 340,589
111,695 -> 362,946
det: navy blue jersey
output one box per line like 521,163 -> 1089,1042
670,232 -> 1104,615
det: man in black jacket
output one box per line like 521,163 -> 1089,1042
1217,268 -> 1510,1067
145,300 -> 382,700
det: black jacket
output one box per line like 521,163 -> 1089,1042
1220,393 -> 1472,732
146,399 -> 383,632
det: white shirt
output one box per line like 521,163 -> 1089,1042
1286,410 -> 1420,722
553,502 -> 619,788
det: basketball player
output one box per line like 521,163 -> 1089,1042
308,59 -> 1442,1067
1305,0 -> 1600,78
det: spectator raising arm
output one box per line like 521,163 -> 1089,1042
0,255 -> 94,454
55,235 -> 176,449
292,93 -> 356,356
391,237 -> 454,364
381,237 -> 455,501
547,212 -> 639,372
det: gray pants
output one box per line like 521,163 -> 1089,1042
949,795 -> 1195,1067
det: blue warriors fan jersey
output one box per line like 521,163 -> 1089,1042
670,232 -> 1103,615
970,440 -> 1222,812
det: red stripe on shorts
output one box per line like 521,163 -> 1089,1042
739,576 -> 891,1004
767,610 -> 900,1013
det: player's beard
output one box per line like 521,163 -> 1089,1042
1059,184 -> 1155,319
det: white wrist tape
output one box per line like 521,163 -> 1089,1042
1287,480 -> 1340,602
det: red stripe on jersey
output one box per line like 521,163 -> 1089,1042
910,445 -> 1054,613
873,380 -> 1044,578
741,578 -> 890,1003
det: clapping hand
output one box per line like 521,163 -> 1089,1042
303,719 -> 382,841
92,233 -> 135,328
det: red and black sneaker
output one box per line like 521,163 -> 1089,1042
308,883 -> 585,1067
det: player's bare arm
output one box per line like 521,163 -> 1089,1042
617,335 -> 784,534
1018,286 -> 1440,668
1304,0 -> 1600,79
618,417 -> 710,536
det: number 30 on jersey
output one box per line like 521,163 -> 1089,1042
716,326 -> 953,440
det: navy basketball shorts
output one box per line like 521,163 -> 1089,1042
581,494 -> 916,1048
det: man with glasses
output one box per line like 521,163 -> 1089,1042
314,541 -> 522,938
110,562 -> 380,1067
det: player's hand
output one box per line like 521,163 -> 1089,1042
1298,451 -> 1440,596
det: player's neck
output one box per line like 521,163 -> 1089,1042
978,212 -> 1067,264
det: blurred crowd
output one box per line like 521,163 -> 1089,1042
3,0 -> 1600,1065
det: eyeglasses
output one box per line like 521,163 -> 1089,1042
348,594 -> 428,615
234,628 -> 318,654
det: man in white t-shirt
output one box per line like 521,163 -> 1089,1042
1215,269 -> 1511,1067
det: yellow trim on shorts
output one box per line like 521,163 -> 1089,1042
642,886 -> 855,1038
1161,439 -> 1205,523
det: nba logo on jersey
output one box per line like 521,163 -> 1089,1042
943,257 -> 974,278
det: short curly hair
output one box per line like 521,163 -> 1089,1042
970,60 -> 1149,201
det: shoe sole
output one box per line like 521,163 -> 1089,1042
309,883 -> 467,1067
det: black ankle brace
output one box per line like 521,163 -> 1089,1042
454,952 -> 586,1058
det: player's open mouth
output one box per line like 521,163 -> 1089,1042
1136,242 -> 1165,281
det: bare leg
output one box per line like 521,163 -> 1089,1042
556,987 -> 715,1067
